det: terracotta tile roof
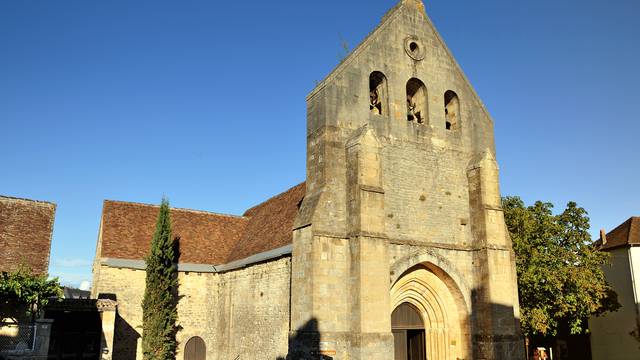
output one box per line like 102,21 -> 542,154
0,196 -> 56,275
100,201 -> 248,264
98,182 -> 305,265
229,182 -> 306,262
596,217 -> 640,251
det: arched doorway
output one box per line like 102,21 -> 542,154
184,336 -> 206,360
390,264 -> 470,360
392,302 -> 426,360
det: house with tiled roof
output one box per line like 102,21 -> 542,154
0,195 -> 56,332
589,217 -> 640,360
91,1 -> 524,359
0,195 -> 56,276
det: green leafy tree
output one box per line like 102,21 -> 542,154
141,198 -> 179,360
0,266 -> 62,323
502,196 -> 619,342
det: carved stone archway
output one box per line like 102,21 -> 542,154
390,264 -> 471,360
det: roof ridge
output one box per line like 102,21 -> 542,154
103,199 -> 247,219
0,195 -> 56,206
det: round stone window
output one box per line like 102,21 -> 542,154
404,36 -> 425,61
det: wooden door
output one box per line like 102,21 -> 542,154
392,303 -> 426,360
184,336 -> 206,360
393,330 -> 407,360
407,330 -> 426,360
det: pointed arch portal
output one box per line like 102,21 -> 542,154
390,264 -> 470,360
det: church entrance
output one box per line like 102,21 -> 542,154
390,263 -> 471,360
392,303 -> 426,360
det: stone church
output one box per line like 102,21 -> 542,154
91,1 -> 523,359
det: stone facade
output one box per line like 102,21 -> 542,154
92,257 -> 291,360
91,1 -> 523,359
291,0 -> 522,358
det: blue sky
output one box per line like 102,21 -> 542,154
1,0 -> 638,287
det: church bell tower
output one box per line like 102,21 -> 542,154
290,1 -> 523,359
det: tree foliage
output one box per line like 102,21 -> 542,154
141,198 -> 179,360
502,196 -> 620,337
0,266 -> 62,323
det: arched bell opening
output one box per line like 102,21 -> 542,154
369,71 -> 389,116
444,90 -> 460,130
406,78 -> 428,124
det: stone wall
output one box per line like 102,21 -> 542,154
92,257 -> 291,360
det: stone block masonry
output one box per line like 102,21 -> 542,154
92,257 -> 291,360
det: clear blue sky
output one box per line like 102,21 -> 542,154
1,0 -> 638,287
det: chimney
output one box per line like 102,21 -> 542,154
600,229 -> 607,245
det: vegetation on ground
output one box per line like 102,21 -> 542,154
0,266 -> 62,323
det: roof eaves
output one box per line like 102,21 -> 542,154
99,243 -> 292,273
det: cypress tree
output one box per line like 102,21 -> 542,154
142,198 -> 178,360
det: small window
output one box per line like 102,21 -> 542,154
369,71 -> 388,116
444,90 -> 459,130
184,336 -> 206,360
406,78 -> 428,124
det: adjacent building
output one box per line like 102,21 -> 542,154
0,195 -> 56,275
91,1 -> 524,359
0,195 -> 56,354
589,217 -> 640,360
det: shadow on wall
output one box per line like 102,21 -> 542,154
98,294 -> 139,360
271,301 -> 522,360
95,236 -> 183,360
277,318 -> 333,360
112,313 -> 140,360
107,236 -> 181,360
470,289 -> 524,360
